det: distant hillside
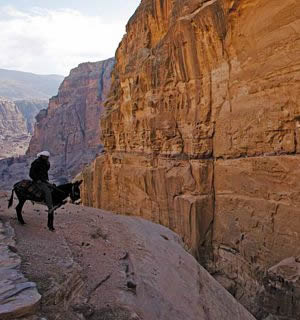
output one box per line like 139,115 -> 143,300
0,68 -> 64,100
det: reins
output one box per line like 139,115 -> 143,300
51,185 -> 68,195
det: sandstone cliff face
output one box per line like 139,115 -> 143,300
0,67 -> 61,160
0,98 -> 30,159
0,98 -> 48,159
80,0 -> 300,318
27,59 -> 114,179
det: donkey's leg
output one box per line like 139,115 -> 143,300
16,199 -> 26,225
47,209 -> 55,231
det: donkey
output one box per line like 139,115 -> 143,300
8,179 -> 83,231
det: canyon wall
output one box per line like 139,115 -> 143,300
0,59 -> 114,190
0,97 -> 31,159
14,99 -> 48,134
0,98 -> 48,159
27,58 -> 114,180
80,0 -> 300,318
0,68 -> 60,160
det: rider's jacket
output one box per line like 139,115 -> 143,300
29,157 -> 50,182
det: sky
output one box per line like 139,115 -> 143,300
0,1 -> 141,75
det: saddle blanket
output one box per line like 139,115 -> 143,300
15,180 -> 44,199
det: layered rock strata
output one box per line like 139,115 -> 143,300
27,59 -> 114,180
80,0 -> 300,318
0,98 -> 31,159
259,256 -> 300,319
0,98 -> 47,159
0,213 -> 41,319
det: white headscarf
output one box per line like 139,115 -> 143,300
37,151 -> 50,158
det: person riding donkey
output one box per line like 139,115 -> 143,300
29,151 -> 54,216
8,150 -> 82,230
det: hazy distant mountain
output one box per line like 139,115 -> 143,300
0,68 -> 63,158
0,68 -> 64,100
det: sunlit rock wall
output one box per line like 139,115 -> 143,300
80,1 -> 300,318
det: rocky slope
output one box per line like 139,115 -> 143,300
0,193 -> 255,320
79,0 -> 300,318
0,97 -> 31,159
27,58 -> 114,180
0,98 -> 48,159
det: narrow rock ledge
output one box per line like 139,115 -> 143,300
0,218 -> 41,319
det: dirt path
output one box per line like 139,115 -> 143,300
1,195 -> 141,319
0,192 -> 256,320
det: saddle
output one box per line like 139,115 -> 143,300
16,180 -> 44,199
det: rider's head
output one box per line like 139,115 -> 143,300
37,151 -> 50,160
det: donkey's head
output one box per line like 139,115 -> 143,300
70,180 -> 83,204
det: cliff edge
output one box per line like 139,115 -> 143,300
0,193 -> 255,320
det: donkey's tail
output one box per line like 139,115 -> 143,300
8,188 -> 15,208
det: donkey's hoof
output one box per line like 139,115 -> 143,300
48,226 -> 55,232
18,220 -> 26,225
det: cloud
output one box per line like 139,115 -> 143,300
0,6 -> 126,75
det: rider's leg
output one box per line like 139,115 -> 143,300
38,182 -> 55,230
38,182 -> 53,212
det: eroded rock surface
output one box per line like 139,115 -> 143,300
0,206 -> 41,319
79,0 -> 300,318
26,59 -> 114,180
0,68 -> 61,160
0,98 -> 48,159
259,256 -> 300,319
27,59 -> 114,175
0,98 -> 31,159
0,195 -> 255,320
